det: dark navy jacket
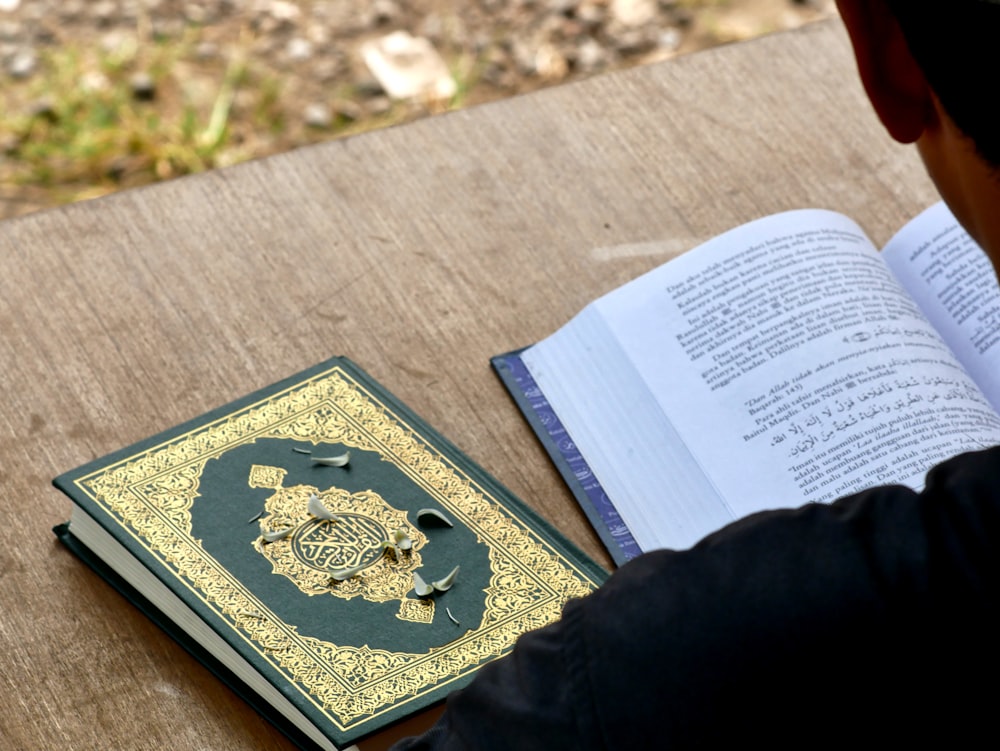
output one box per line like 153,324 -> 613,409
393,447 -> 1000,748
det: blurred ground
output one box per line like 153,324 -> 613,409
0,0 -> 836,219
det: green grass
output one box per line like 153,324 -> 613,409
0,3 -> 830,219
0,24 -> 485,213
2,36 -> 239,203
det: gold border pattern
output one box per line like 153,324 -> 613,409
78,366 -> 599,730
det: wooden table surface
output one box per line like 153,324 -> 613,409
0,17 -> 939,751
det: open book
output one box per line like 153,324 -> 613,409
493,202 -> 1000,564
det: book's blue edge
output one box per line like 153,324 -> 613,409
490,350 -> 642,565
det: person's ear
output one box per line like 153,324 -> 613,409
836,0 -> 933,144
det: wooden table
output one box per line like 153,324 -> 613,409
0,17 -> 938,751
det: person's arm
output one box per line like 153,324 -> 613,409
393,447 -> 1000,750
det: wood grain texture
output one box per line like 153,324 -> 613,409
0,18 -> 938,751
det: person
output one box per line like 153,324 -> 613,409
391,1 -> 1000,747
839,0 -> 1000,267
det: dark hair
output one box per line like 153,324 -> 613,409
886,0 -> 1000,166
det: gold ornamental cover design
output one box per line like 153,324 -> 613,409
249,466 -> 435,623
71,361 -> 604,738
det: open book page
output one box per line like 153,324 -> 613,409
525,210 -> 1000,552
882,201 -> 1000,412
521,305 -> 734,553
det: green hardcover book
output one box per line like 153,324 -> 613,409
53,357 -> 607,751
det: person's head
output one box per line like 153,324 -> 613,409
836,0 -> 1000,265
